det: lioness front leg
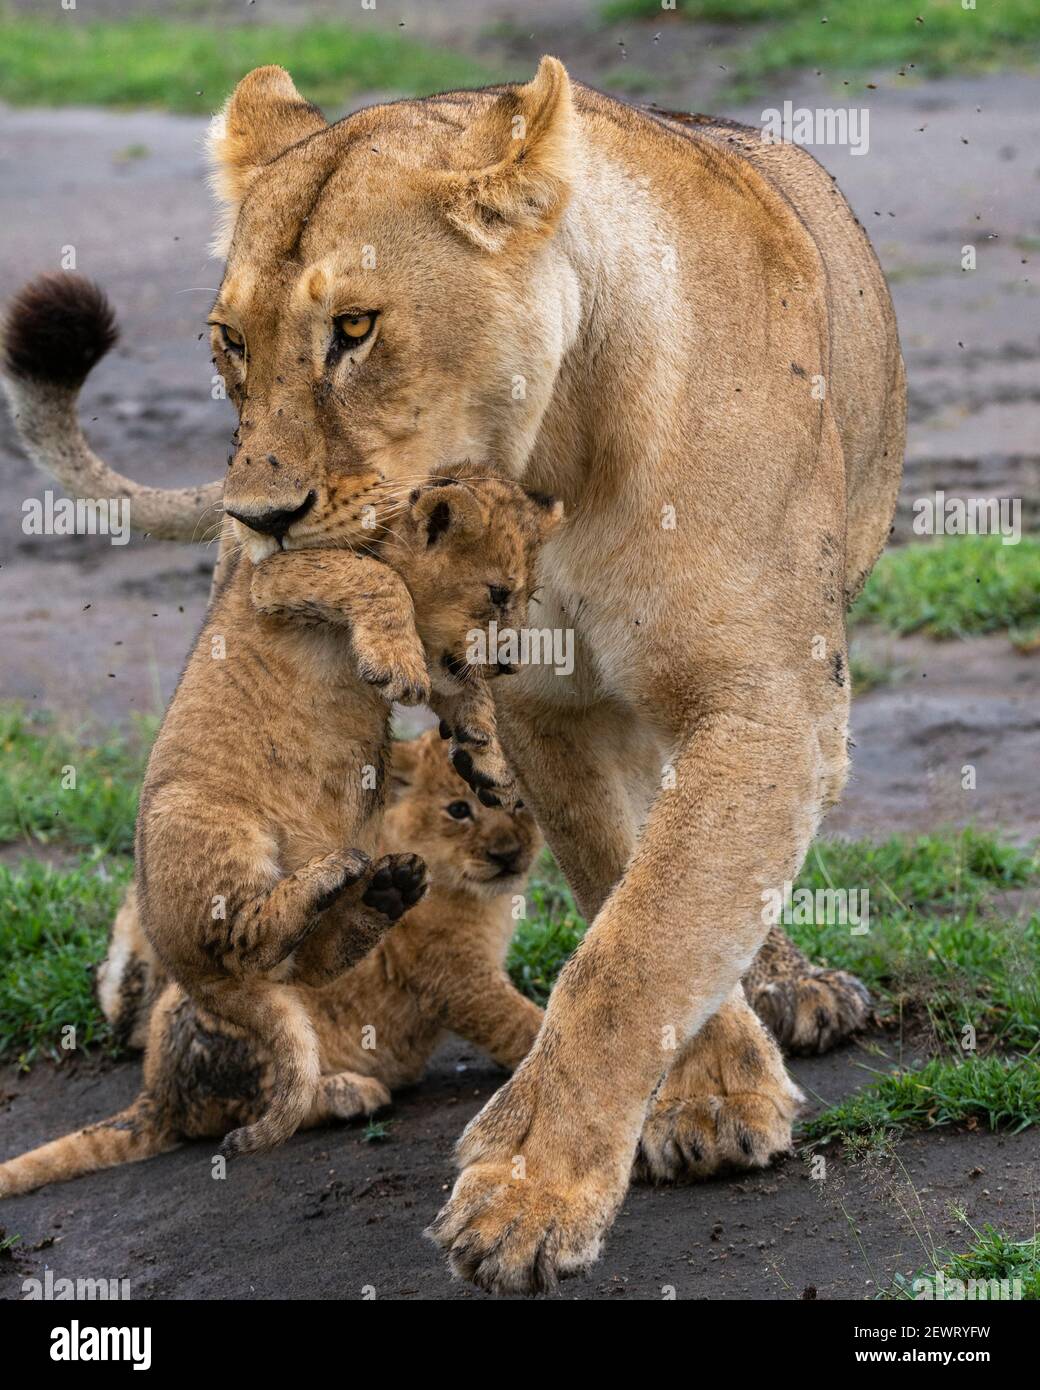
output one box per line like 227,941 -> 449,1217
250,550 -> 430,705
429,699 -> 822,1295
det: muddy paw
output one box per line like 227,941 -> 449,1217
636,1091 -> 795,1183
361,852 -> 429,921
751,969 -> 872,1055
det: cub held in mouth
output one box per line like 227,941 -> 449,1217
134,468 -> 561,1158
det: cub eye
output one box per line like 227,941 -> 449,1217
446,800 -> 473,821
333,312 -> 376,351
219,324 -> 245,357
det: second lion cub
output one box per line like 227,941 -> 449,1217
135,470 -> 560,1158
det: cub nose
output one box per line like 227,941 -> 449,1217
226,491 -> 315,539
486,846 -> 522,873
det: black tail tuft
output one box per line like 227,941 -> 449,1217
3,273 -> 118,387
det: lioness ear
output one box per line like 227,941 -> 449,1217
409,483 -> 482,546
208,66 -> 327,253
437,56 -> 575,253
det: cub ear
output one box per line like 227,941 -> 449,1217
435,56 -> 575,253
208,66 -> 327,253
523,489 -> 565,537
408,482 -> 482,547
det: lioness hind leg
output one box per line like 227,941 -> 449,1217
743,924 -> 872,1055
636,987 -> 802,1183
302,1072 -> 391,1126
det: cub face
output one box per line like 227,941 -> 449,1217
386,731 -> 541,898
386,468 -> 563,693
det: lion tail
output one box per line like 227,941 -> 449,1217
0,1096 -> 176,1198
1,273 -> 222,542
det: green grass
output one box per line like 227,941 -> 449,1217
0,16 -> 496,115
1,706 -> 1036,1074
507,853 -> 587,1006
512,829 -> 1040,1050
601,0 -> 1040,86
853,536 -> 1040,640
0,856 -> 133,1064
889,1225 -> 1040,1301
0,703 -> 153,855
795,832 -> 1040,1051
803,1055 -> 1040,1146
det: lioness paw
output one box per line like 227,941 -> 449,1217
428,1166 -> 608,1296
636,1091 -> 794,1183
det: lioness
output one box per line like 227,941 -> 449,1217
0,732 -> 543,1198
2,56 -> 900,1292
132,468 -> 557,1159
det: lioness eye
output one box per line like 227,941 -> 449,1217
219,324 -> 244,356
334,313 -> 376,349
446,800 -> 473,820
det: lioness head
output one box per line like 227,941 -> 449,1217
386,465 -> 562,691
387,730 -> 540,896
207,58 -> 580,563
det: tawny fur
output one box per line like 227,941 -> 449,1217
0,734 -> 543,1198
1,57 -> 901,1292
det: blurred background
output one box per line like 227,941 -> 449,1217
1,1 -> 1039,1302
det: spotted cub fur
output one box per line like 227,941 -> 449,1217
0,732 -> 544,1197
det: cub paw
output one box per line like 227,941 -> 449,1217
352,629 -> 430,706
361,852 -> 428,922
309,848 -> 371,914
447,739 -> 522,812
750,969 -> 871,1055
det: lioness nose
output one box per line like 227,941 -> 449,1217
226,491 -> 315,539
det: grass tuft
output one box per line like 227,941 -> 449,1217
600,0 -> 1040,88
852,536 -> 1040,640
0,703 -> 153,855
803,1055 -> 1040,1147
888,1225 -> 1040,1301
0,17 -> 497,115
0,856 -> 133,1064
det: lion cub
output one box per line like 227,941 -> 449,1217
134,473 -> 560,1158
0,733 -> 544,1197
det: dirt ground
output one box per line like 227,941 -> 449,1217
0,3 -> 1037,1300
